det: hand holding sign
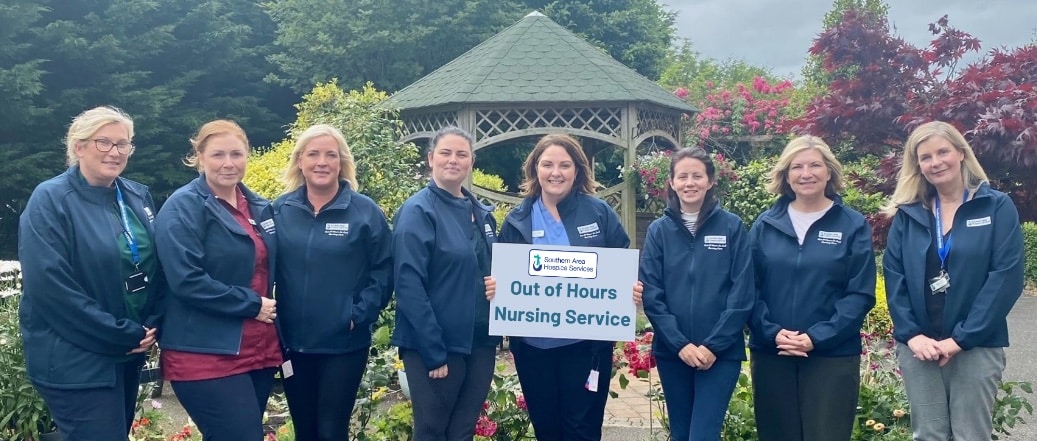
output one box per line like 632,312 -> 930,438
489,243 -> 638,342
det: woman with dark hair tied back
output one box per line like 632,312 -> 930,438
883,121 -> 1023,440
154,120 -> 282,440
19,106 -> 163,440
272,124 -> 393,441
638,147 -> 754,441
748,135 -> 876,441
391,126 -> 500,441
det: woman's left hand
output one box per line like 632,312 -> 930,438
935,338 -> 962,366
632,281 -> 644,306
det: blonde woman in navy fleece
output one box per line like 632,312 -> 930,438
639,147 -> 753,441
883,121 -> 1023,440
19,106 -> 162,441
271,124 -> 393,441
748,136 -> 875,441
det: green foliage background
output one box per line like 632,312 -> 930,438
244,81 -> 423,219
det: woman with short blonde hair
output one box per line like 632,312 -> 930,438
748,135 -> 875,441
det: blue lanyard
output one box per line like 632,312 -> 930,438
114,183 -> 141,268
933,190 -> 968,270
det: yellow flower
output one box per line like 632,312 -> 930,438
393,356 -> 405,371
893,409 -> 906,418
372,386 -> 389,401
874,423 -> 886,431
866,419 -> 876,427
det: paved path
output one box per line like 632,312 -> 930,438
601,294 -> 1037,440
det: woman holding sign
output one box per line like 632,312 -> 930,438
638,147 -> 754,441
748,135 -> 875,441
391,126 -> 500,441
496,133 -> 630,441
882,121 -> 1023,440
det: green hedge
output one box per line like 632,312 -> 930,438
1023,222 -> 1037,287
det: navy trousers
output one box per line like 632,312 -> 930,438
511,339 -> 613,441
33,358 -> 144,441
171,367 -> 277,441
282,349 -> 370,441
655,356 -> 741,441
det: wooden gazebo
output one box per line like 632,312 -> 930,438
386,11 -> 695,242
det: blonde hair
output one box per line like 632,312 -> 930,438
184,120 -> 249,170
519,134 -> 598,197
282,124 -> 358,193
65,106 -> 134,166
882,121 -> 988,216
765,135 -> 845,198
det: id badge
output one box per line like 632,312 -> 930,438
125,271 -> 149,294
928,271 -> 950,294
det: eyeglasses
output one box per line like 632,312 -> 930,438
89,138 -> 135,155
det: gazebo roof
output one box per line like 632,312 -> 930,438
387,11 -> 694,113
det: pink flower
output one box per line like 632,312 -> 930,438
482,401 -> 490,411
674,87 -> 689,99
516,394 -> 528,411
475,415 -> 498,437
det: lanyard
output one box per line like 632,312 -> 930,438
114,182 -> 141,268
933,190 -> 968,270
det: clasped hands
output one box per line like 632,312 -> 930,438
907,334 -> 961,366
775,329 -> 814,357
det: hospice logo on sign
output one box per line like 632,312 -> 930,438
528,249 -> 598,279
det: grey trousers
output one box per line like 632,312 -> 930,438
896,342 -> 1005,441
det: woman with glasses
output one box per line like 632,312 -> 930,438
19,106 -> 163,440
155,120 -> 282,440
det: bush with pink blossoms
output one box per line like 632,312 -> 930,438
684,77 -> 794,152
474,360 -> 532,441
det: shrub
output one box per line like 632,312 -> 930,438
724,158 -> 776,226
0,295 -> 56,439
472,169 -> 511,229
1023,222 -> 1037,287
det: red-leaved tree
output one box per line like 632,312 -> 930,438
789,8 -> 1037,220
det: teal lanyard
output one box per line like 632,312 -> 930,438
114,183 -> 141,268
933,190 -> 967,270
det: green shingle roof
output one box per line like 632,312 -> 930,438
387,11 -> 694,113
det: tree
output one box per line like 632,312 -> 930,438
790,7 -> 1037,220
658,40 -> 774,102
537,0 -> 676,80
265,0 -> 522,93
0,0 -> 296,258
265,0 -> 677,93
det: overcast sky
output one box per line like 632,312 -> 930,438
665,0 -> 1037,78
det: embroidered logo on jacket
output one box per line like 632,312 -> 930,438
703,235 -> 727,250
817,230 -> 843,245
966,216 -> 991,227
484,223 -> 495,239
260,218 -> 276,234
143,207 -> 154,223
576,222 -> 600,239
325,222 -> 349,237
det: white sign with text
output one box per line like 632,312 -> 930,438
489,243 -> 638,342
